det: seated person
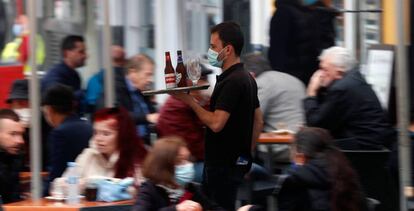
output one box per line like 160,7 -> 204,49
156,65 -> 212,182
0,109 -> 25,203
42,84 -> 92,195
304,46 -> 396,150
277,127 -> 367,211
133,137 -> 224,211
51,107 -> 147,194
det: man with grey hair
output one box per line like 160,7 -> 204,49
304,46 -> 396,150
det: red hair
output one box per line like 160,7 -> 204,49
93,107 -> 147,178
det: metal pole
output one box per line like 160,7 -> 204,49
344,0 -> 356,57
103,0 -> 114,107
395,0 -> 411,210
27,0 -> 42,200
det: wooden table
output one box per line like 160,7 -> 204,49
19,172 -> 49,181
257,133 -> 294,144
257,133 -> 294,171
3,198 -> 134,211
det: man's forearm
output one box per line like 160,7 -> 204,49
251,108 -> 263,149
187,100 -> 229,133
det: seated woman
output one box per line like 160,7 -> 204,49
277,127 -> 368,211
133,137 -> 224,211
51,107 -> 147,194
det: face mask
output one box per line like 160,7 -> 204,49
14,108 -> 31,127
207,48 -> 225,68
175,162 -> 195,186
12,24 -> 23,36
302,0 -> 318,6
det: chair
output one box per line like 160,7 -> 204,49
236,166 -> 279,211
341,149 -> 398,211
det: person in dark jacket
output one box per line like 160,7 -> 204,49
41,35 -> 87,113
133,137 -> 223,211
98,54 -> 158,145
304,46 -> 396,150
268,0 -> 337,85
0,109 -> 25,203
277,127 -> 367,211
41,84 -> 92,195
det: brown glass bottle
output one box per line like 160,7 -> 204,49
164,51 -> 176,89
175,50 -> 188,87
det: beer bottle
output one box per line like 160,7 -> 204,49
164,51 -> 176,89
176,50 -> 188,87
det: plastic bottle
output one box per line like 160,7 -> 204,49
66,162 -> 80,204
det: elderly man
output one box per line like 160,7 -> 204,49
304,46 -> 396,150
99,54 -> 158,145
0,109 -> 25,203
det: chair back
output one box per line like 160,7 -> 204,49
341,149 -> 397,211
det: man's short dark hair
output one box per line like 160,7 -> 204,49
0,109 -> 20,130
42,84 -> 74,115
242,53 -> 272,77
211,21 -> 244,56
61,35 -> 84,53
0,109 -> 19,122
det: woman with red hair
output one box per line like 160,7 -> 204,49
51,107 -> 147,194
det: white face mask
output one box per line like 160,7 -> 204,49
175,162 -> 195,186
14,108 -> 31,127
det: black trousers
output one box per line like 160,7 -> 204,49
202,164 -> 249,211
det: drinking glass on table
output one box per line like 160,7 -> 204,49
186,57 -> 201,86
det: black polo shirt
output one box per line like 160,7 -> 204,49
205,63 -> 259,167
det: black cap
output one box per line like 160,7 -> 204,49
41,84 -> 74,107
6,79 -> 28,103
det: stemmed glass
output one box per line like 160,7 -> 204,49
186,57 -> 201,86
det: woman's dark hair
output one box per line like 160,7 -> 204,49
142,137 -> 187,188
211,21 -> 244,56
93,107 -> 147,178
295,127 -> 364,211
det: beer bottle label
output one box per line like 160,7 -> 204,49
176,73 -> 182,85
165,73 -> 176,89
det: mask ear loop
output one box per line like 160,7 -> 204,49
217,46 -> 228,62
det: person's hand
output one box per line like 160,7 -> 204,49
170,92 -> 194,105
176,200 -> 202,211
146,113 -> 159,124
307,70 -> 323,96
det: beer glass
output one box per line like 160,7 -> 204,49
186,57 -> 201,86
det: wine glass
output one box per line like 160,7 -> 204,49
186,57 -> 201,86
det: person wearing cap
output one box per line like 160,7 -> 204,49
6,79 -> 30,127
156,65 -> 213,183
0,109 -> 25,203
41,84 -> 92,195
6,79 -> 51,172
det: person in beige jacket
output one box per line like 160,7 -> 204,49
51,107 -> 148,195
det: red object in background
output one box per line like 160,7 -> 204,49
0,65 -> 24,108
